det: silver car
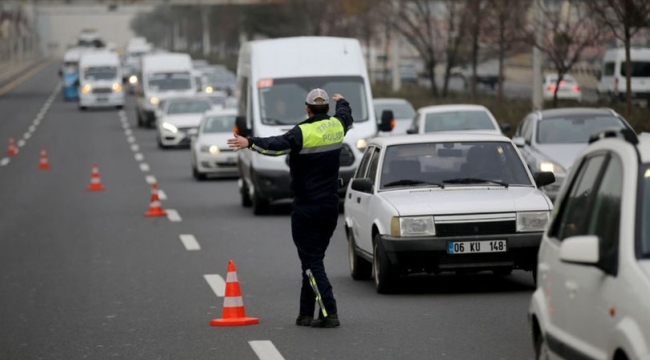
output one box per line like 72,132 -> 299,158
512,107 -> 632,200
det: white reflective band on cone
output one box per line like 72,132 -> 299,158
223,296 -> 244,308
226,271 -> 238,283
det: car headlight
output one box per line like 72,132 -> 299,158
390,216 -> 435,237
205,86 -> 214,94
200,145 -> 220,155
112,83 -> 123,92
539,161 -> 566,175
128,75 -> 138,84
516,212 -> 550,232
161,122 -> 178,133
356,138 -> 367,150
81,84 -> 91,94
149,97 -> 159,105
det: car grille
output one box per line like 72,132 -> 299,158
92,88 -> 112,94
436,221 -> 516,237
339,143 -> 355,166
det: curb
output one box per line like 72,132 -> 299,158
0,58 -> 50,88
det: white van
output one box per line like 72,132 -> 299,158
122,41 -> 152,89
597,47 -> 650,105
235,36 -> 392,215
78,51 -> 124,110
135,53 -> 195,127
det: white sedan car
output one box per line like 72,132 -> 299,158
156,98 -> 214,149
191,109 -> 239,180
407,104 -> 509,135
530,128 -> 650,360
543,74 -> 582,102
344,133 -> 555,293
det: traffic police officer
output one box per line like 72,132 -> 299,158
227,89 -> 353,328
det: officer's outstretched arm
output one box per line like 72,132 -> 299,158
334,98 -> 353,133
247,128 -> 299,157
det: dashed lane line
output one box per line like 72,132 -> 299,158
139,163 -> 150,172
249,341 -> 286,360
158,189 -> 167,200
166,209 -> 182,222
125,129 -> 132,136
203,274 -> 225,297
17,139 -> 25,147
22,132 -> 31,140
127,136 -> 135,143
0,158 -> 9,166
28,125 -> 36,132
179,234 -> 200,251
145,175 -> 156,184
134,153 -> 144,161
131,144 -> 139,152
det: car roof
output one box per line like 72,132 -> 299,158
204,108 -> 237,117
166,97 -> 213,104
636,134 -> 650,163
538,107 -> 616,119
373,98 -> 412,105
368,132 -> 512,147
417,104 -> 489,113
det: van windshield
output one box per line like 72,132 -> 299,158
620,61 -> 650,77
84,66 -> 117,81
147,72 -> 192,92
258,76 -> 368,125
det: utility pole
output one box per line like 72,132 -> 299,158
201,5 -> 211,58
390,0 -> 401,92
531,0 -> 543,110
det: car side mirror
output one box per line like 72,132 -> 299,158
560,235 -> 599,265
350,178 -> 373,193
74,79 -> 80,87
406,127 -> 418,135
235,115 -> 250,138
500,123 -> 511,134
534,171 -> 555,187
58,69 -> 63,77
379,110 -> 394,132
512,137 -> 526,148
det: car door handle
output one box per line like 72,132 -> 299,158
348,193 -> 352,199
356,197 -> 360,204
565,281 -> 578,299
538,263 -> 550,280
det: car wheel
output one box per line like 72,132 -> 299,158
240,179 -> 252,208
373,236 -> 397,294
533,330 -> 550,360
79,106 -> 87,111
192,166 -> 206,181
493,268 -> 513,276
252,187 -> 270,215
348,231 -> 372,280
116,105 -> 124,110
157,135 -> 168,150
136,111 -> 143,127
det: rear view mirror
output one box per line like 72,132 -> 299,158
350,178 -> 373,193
560,235 -> 599,265
534,171 -> 555,187
235,115 -> 250,138
379,110 -> 394,132
406,127 -> 418,135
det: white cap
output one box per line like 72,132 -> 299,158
305,88 -> 329,105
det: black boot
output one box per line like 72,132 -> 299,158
295,315 -> 313,327
310,313 -> 340,328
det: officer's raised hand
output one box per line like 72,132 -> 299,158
332,94 -> 344,101
227,133 -> 249,152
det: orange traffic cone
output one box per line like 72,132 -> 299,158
38,149 -> 50,170
86,164 -> 105,191
7,138 -> 18,156
210,260 -> 259,327
144,183 -> 166,217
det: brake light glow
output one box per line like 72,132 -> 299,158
257,79 -> 273,88
572,85 -> 580,92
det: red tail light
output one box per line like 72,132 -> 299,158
548,85 -> 556,92
572,85 -> 580,92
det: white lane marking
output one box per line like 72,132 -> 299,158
118,110 -> 126,117
134,153 -> 144,161
127,136 -> 135,143
0,158 -> 9,166
22,132 -> 31,140
249,341 -> 286,360
166,209 -> 182,222
203,274 -> 225,297
145,175 -> 156,184
158,189 -> 167,200
179,234 -> 201,251
28,125 -> 36,132
124,129 -> 132,136
33,119 -> 41,126
17,139 -> 25,147
139,163 -> 150,172
130,144 -> 139,152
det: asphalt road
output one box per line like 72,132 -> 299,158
0,64 -> 537,360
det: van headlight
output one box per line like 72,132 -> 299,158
200,145 -> 220,155
391,216 -> 435,237
539,161 -> 565,175
149,96 -> 159,105
112,83 -> 123,92
205,86 -> 214,94
128,75 -> 138,84
162,122 -> 178,133
517,212 -> 550,232
356,138 -> 367,150
81,84 -> 92,94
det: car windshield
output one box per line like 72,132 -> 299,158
380,141 -> 532,189
83,66 -> 117,81
166,101 -> 212,115
204,72 -> 235,84
63,61 -> 78,74
207,95 -> 227,107
620,61 -> 650,77
147,72 -> 192,92
202,115 -> 236,133
424,110 -> 496,132
536,116 -> 626,144
374,102 -> 415,119
258,76 -> 369,125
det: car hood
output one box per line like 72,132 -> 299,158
196,132 -> 232,149
379,186 -> 551,216
379,118 -> 412,136
153,90 -> 196,99
535,144 -> 586,170
161,114 -> 204,127
638,261 -> 650,284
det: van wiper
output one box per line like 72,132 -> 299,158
262,117 -> 292,125
383,179 -> 444,188
442,177 -> 509,188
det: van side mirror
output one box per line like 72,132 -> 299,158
379,110 -> 394,132
350,178 -> 373,193
74,79 -> 80,87
235,115 -> 250,137
512,137 -> 525,148
560,235 -> 599,265
534,171 -> 555,187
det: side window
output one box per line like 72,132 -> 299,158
367,148 -> 382,185
603,62 -> 615,76
586,155 -> 622,252
552,154 -> 606,240
238,76 -> 249,119
354,146 -> 374,178
523,118 -> 534,144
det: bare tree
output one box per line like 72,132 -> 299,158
441,0 -> 471,97
527,0 -> 602,108
587,0 -> 650,115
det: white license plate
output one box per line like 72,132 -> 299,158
447,240 -> 507,254
96,96 -> 108,101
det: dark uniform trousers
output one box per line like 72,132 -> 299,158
291,195 -> 339,317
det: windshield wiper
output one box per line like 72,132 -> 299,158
383,179 -> 444,188
442,177 -> 509,188
262,117 -> 292,125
